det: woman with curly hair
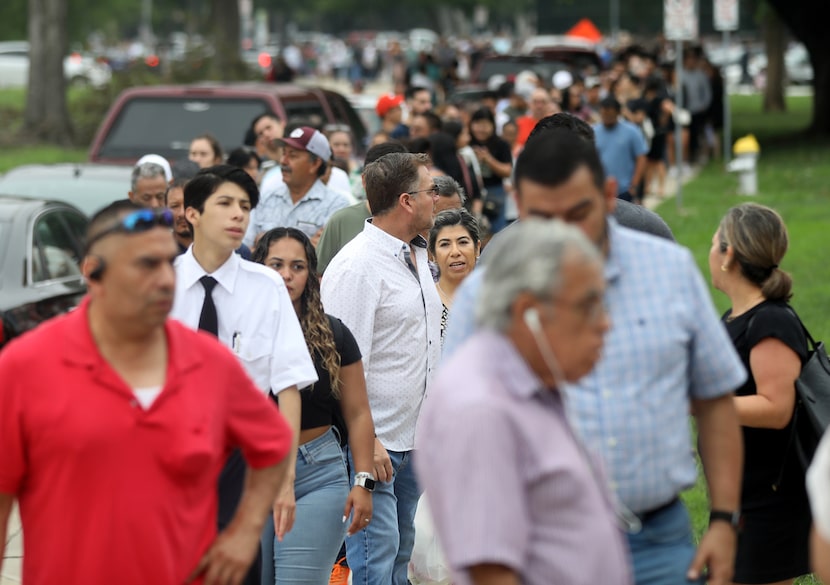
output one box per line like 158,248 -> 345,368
254,227 -> 375,585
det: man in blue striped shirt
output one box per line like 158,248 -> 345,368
442,130 -> 746,585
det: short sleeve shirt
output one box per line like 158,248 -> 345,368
0,298 -> 292,585
291,315 -> 362,430
724,300 -> 808,500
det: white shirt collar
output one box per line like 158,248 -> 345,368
362,219 -> 427,257
177,246 -> 241,294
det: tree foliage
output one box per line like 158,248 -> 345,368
765,0 -> 830,133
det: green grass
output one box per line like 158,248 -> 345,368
665,94 -> 827,585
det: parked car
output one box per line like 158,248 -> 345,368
0,41 -> 112,88
0,163 -> 132,217
88,83 -> 368,165
0,196 -> 88,350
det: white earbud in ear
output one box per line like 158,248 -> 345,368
523,307 -> 541,333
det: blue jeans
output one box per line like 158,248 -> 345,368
261,428 -> 350,585
346,448 -> 421,585
627,499 -> 704,585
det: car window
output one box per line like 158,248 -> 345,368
327,93 -> 368,153
31,211 -> 84,283
98,97 -> 271,160
281,100 -> 327,130
61,210 -> 88,248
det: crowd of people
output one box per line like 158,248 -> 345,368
0,36 -> 827,585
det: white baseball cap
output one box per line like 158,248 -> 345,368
135,154 -> 173,182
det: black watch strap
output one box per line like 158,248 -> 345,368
709,509 -> 741,530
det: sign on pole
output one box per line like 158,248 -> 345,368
664,0 -> 697,41
714,0 -> 739,31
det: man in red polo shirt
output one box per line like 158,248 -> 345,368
0,200 -> 292,585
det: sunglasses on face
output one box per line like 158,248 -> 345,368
86,208 -> 174,250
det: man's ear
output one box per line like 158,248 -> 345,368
603,177 -> 618,215
185,207 -> 200,227
82,255 -> 106,282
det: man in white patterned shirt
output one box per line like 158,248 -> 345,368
245,126 -> 349,248
321,152 -> 442,585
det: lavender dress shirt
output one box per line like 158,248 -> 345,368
415,331 -> 632,585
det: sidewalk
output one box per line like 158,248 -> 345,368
643,164 -> 701,211
2,505 -> 21,584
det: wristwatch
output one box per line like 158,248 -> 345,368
354,472 -> 376,492
709,509 -> 741,531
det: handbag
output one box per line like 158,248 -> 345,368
790,312 -> 830,469
748,307 -> 830,489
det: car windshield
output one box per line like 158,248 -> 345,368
97,97 -> 271,160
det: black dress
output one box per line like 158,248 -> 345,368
724,300 -> 811,583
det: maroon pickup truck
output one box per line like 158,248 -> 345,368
88,82 -> 368,164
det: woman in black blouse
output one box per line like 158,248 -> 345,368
468,107 -> 513,233
254,227 -> 375,585
708,203 -> 810,585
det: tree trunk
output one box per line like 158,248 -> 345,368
211,0 -> 245,81
24,0 -> 73,145
766,0 -> 830,134
762,7 -> 787,112
809,48 -> 830,134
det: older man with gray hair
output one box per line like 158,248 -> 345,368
433,175 -> 466,214
128,161 -> 169,209
415,219 -> 632,585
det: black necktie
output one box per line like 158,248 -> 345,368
198,275 -> 219,336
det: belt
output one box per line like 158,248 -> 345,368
635,497 -> 680,523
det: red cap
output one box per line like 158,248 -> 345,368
376,94 -> 404,118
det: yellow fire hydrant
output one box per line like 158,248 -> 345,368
727,135 -> 761,195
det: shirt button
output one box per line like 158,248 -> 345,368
607,437 -> 617,448
602,389 -> 612,399
130,399 -> 138,408
609,481 -> 619,491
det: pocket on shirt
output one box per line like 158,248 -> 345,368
237,334 -> 272,392
157,415 -> 216,481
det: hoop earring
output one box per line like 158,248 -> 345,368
720,265 -> 728,272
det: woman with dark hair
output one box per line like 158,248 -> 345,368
227,147 -> 262,184
428,131 -> 481,208
253,228 -> 375,585
189,133 -> 224,168
708,203 -> 811,585
428,208 -> 481,344
468,107 -> 512,232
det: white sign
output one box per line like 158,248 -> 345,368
664,0 -> 698,41
714,0 -> 739,31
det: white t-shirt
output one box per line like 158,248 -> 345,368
133,385 -> 163,410
807,430 -> 830,540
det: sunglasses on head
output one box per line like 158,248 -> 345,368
86,208 -> 174,250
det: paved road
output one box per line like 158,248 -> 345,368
2,505 -> 21,584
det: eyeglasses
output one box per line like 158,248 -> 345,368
551,294 -> 608,324
86,208 -> 174,250
409,185 -> 439,197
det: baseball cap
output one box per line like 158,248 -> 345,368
375,93 -> 404,117
135,154 -> 172,182
277,126 -> 332,161
552,70 -> 574,91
